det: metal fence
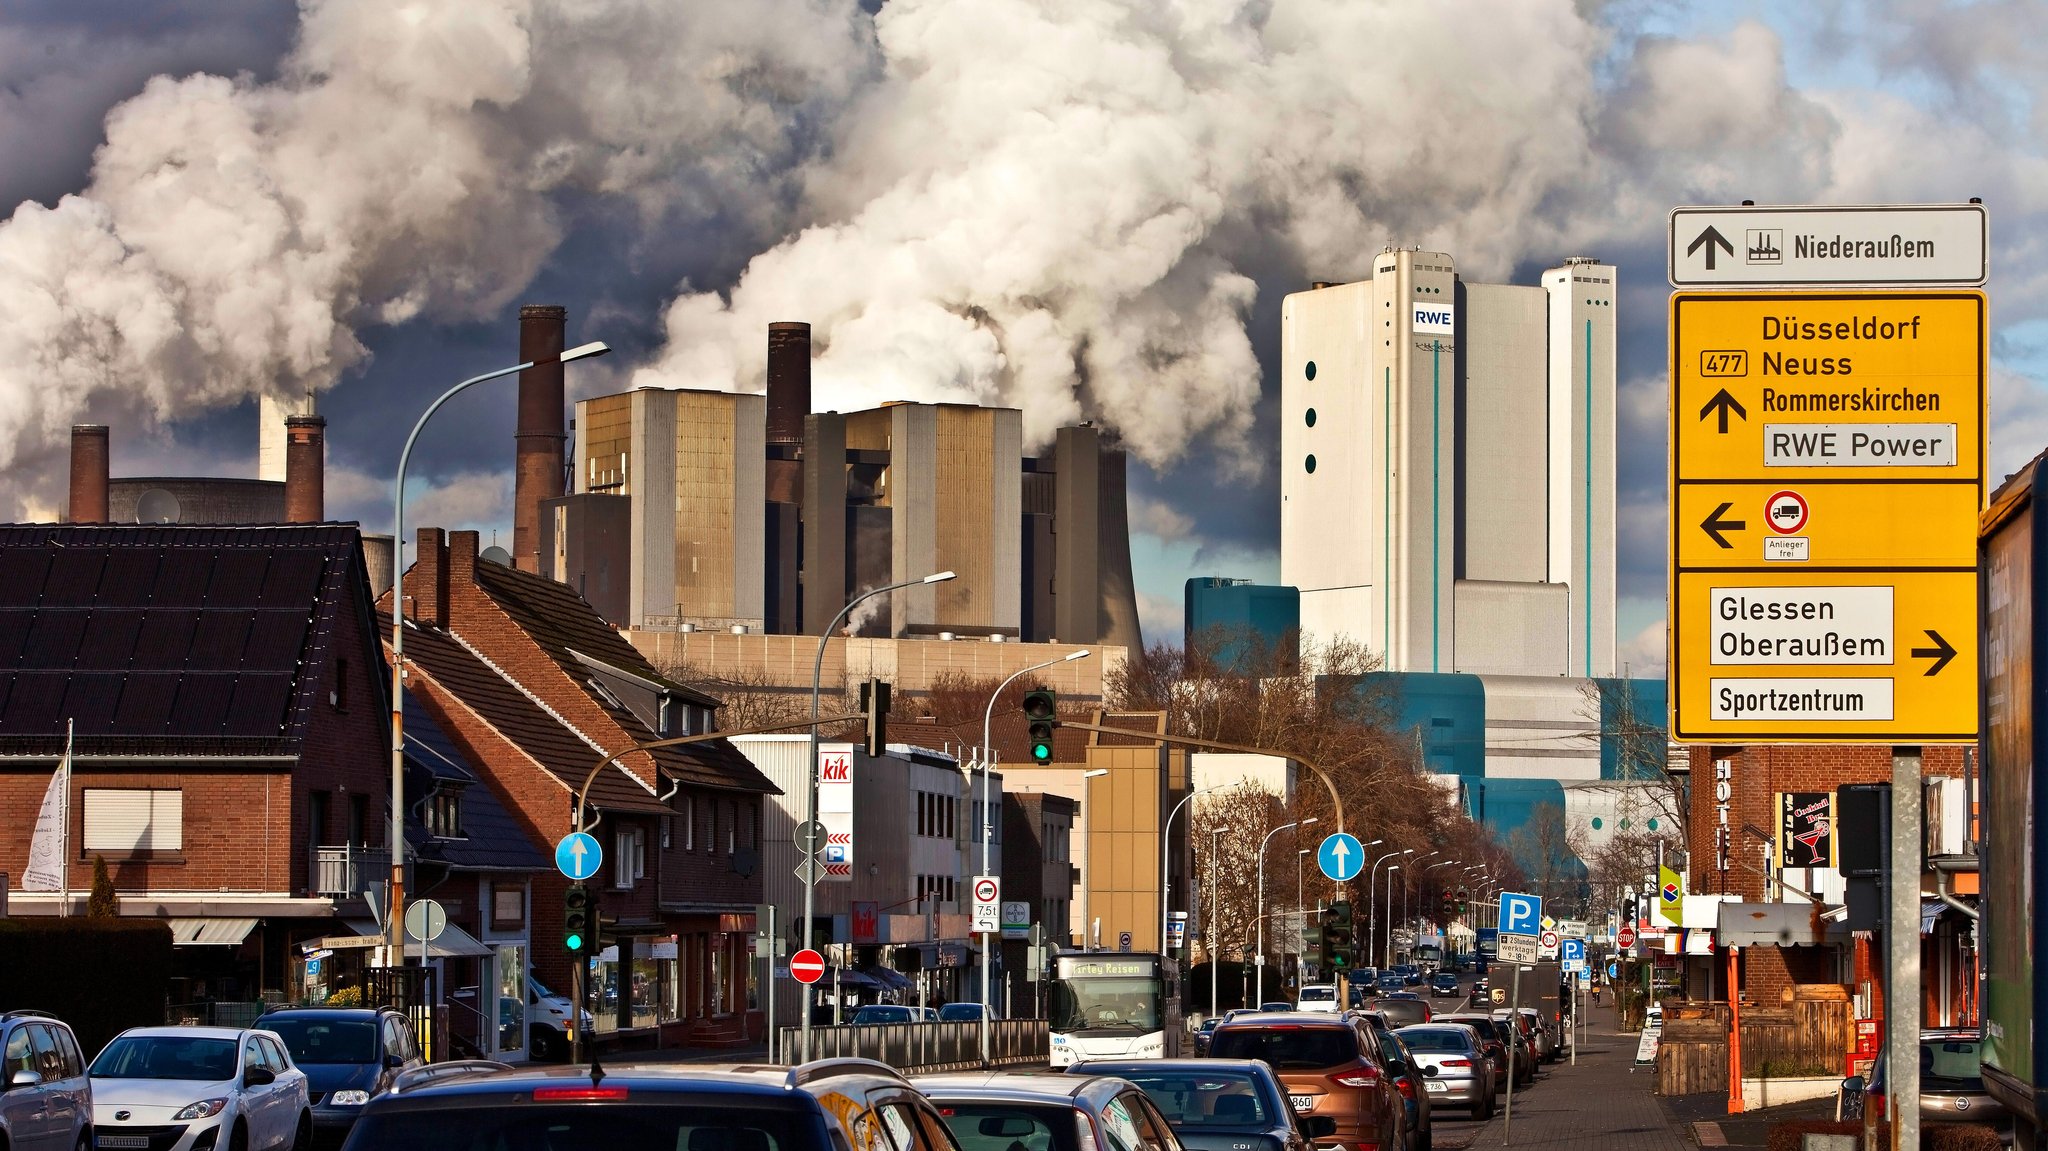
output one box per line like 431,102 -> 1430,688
778,1020 -> 1048,1072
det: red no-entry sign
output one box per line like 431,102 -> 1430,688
790,948 -> 826,985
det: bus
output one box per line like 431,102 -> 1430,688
1048,953 -> 1181,1066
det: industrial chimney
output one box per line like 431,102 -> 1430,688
766,322 -> 812,445
283,414 -> 326,523
514,304 -> 568,573
68,424 -> 109,523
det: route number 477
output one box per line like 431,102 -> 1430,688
1700,350 -> 1748,377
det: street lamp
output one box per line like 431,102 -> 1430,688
1162,785 -> 1229,964
1212,828 -> 1228,1017
801,569 -> 956,1061
1399,852 -> 1439,961
1420,859 -> 1457,959
1079,769 -> 1109,949
976,650 -> 1089,1065
386,339 -> 610,962
1255,818 -> 1315,1000
1379,865 -> 1400,967
1368,848 -> 1411,971
1296,848 -> 1312,959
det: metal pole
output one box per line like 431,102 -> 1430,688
981,652 -> 1087,1066
1210,829 -> 1222,1016
800,572 -> 954,1063
1890,748 -> 1922,1148
764,905 -> 777,1064
1255,821 -> 1305,1003
1161,786 -> 1227,964
1503,963 -> 1524,1145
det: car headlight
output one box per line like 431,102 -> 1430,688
174,1099 -> 229,1121
329,1090 -> 371,1107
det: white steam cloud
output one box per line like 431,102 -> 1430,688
3,0 -> 2046,523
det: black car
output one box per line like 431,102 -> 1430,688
258,1006 -> 424,1141
1429,973 -> 1460,998
1067,1059 -> 1335,1151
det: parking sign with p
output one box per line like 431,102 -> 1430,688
1499,891 -> 1542,936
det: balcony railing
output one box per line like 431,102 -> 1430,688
312,844 -> 389,898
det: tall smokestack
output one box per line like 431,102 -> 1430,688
283,414 -> 326,523
766,321 -> 812,444
68,425 -> 109,523
514,304 -> 568,573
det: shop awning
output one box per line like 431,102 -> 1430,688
170,918 -> 259,947
343,918 -> 496,959
866,967 -> 913,991
822,968 -> 883,989
1715,902 -> 1847,948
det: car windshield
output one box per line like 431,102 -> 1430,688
1050,977 -> 1161,1036
261,1017 -> 378,1065
350,1105 -> 811,1151
1395,1027 -> 1474,1053
937,1103 -> 1082,1151
1923,1037 -> 1984,1088
1119,1070 -> 1271,1127
852,1007 -> 912,1024
1209,1026 -> 1357,1069
91,1036 -> 238,1081
1299,988 -> 1335,1003
939,1005 -> 983,1021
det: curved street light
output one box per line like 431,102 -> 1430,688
1162,785 -> 1231,963
1367,848 -> 1411,970
1255,818 -> 1316,993
386,339 -> 610,962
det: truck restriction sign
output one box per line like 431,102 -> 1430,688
790,948 -> 826,985
1766,490 -> 1808,534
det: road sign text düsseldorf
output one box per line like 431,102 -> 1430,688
1669,290 -> 1984,741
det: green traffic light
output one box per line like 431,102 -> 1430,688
566,933 -> 584,951
1032,742 -> 1052,760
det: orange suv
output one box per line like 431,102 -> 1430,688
1207,1012 -> 1406,1151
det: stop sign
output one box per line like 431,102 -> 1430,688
790,948 -> 826,984
1617,927 -> 1637,948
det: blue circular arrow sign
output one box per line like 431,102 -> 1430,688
1316,832 -> 1365,882
555,831 -> 603,881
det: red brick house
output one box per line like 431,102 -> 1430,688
0,524 -> 393,1009
384,528 -> 777,1048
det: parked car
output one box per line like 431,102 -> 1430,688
1436,1015 -> 1515,1093
1428,974 -> 1460,999
1375,1029 -> 1434,1151
1206,1012 -> 1404,1151
1468,978 -> 1488,1000
1297,986 -> 1340,1014
1490,1011 -> 1541,1079
1395,1024 -> 1496,1121
90,1026 -> 311,1151
255,1006 -> 424,1141
938,1003 -> 999,1023
347,1057 -> 956,1151
1191,1016 -> 1222,1056
1841,1029 -> 2009,1132
1503,1008 -> 1553,1064
1,1009 -> 92,1151
1364,998 -> 1431,1028
919,1071 -> 1183,1151
523,975 -> 590,1061
1065,1059 -> 1336,1151
850,1005 -> 937,1025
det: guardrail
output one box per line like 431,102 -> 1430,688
777,1020 -> 1048,1071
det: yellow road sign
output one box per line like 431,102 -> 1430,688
1669,290 -> 1985,742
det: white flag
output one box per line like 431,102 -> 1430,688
21,745 -> 69,892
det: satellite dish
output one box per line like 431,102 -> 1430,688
480,545 -> 513,567
135,489 -> 181,524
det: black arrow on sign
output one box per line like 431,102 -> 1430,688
1699,388 -> 1748,434
1911,630 -> 1957,677
1699,502 -> 1744,549
1687,225 -> 1736,271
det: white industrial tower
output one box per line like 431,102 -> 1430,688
1279,249 -> 1617,679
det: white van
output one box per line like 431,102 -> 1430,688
1298,983 -> 1340,1013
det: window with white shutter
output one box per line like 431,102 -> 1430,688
83,789 -> 184,854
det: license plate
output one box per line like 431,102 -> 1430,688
98,1138 -> 149,1150
1424,1080 -> 1448,1093
1289,1095 -> 1316,1112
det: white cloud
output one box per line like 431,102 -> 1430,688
1619,617 -> 1668,680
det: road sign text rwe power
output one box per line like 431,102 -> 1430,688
1669,291 -> 1985,742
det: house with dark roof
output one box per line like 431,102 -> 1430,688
0,524 -> 394,1005
385,528 -> 778,1049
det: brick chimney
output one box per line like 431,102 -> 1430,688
68,424 -> 109,523
449,530 -> 481,593
766,321 -> 812,444
513,304 -> 568,574
283,414 -> 326,523
412,528 -> 449,629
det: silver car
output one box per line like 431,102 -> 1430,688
919,1072 -> 1188,1151
1395,1023 -> 1497,1122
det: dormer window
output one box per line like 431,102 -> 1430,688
427,789 -> 465,839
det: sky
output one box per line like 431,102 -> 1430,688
3,0 -> 2045,677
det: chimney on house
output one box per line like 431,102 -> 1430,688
413,528 -> 450,629
68,424 -> 110,523
766,321 -> 812,445
449,530 -> 481,592
514,304 -> 568,574
283,414 -> 326,523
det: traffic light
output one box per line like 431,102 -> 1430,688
1622,894 -> 1638,923
1314,908 -> 1335,973
860,678 -> 891,756
564,883 -> 592,957
1325,900 -> 1355,971
1023,689 -> 1057,765
1457,888 -> 1470,915
1440,892 -> 1455,918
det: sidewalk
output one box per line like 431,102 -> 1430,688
1449,1001 -> 1691,1149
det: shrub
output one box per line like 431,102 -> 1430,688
0,918 -> 172,1058
86,855 -> 118,919
1927,1126 -> 2003,1151
324,985 -> 364,1007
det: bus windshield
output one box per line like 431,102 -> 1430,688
1050,975 -> 1163,1035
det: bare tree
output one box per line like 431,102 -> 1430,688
1505,802 -> 1580,912
1577,679 -> 1688,842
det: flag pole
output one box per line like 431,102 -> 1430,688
59,719 -> 73,917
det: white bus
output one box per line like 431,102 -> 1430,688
1048,953 -> 1181,1066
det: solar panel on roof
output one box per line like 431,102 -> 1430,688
188,610 -> 256,665
0,546 -> 50,594
20,612 -> 89,667
0,610 -> 32,666
132,610 -> 200,668
259,552 -> 327,604
203,556 -> 268,605
3,672 -> 74,735
93,551 -> 164,606
242,609 -> 314,668
112,671 -> 183,734
75,610 -> 146,670
151,553 -> 216,607
164,673 -> 236,735
65,671 -> 124,732
226,673 -> 295,734
41,550 -> 109,607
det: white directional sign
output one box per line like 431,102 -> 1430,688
971,875 -> 1001,934
1669,204 -> 1987,288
